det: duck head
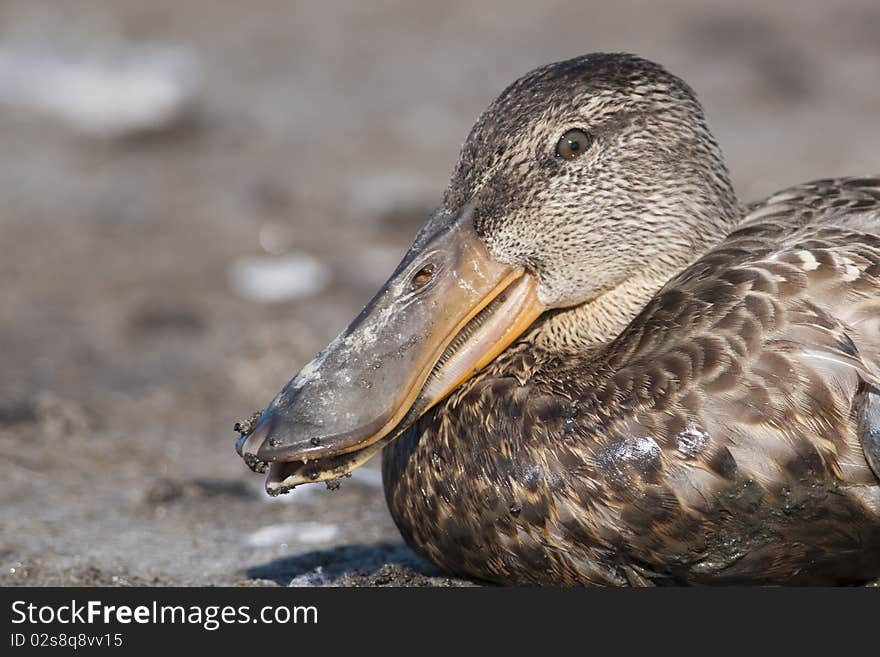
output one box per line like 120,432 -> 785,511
236,52 -> 739,493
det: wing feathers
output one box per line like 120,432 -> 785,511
602,178 -> 880,490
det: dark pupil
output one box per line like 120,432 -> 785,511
568,139 -> 580,151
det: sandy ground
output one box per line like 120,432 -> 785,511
1,0 -> 879,587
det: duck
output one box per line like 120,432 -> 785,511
235,52 -> 880,585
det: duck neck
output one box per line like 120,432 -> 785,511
526,271 -> 672,356
526,204 -> 743,358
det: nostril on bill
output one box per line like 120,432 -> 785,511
410,262 -> 436,289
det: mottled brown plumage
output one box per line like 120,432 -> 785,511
384,177 -> 880,585
238,53 -> 880,585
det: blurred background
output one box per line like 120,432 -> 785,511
1,0 -> 878,586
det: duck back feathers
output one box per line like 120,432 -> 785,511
383,177 -> 880,585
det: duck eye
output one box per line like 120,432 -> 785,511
411,263 -> 436,289
555,128 -> 592,160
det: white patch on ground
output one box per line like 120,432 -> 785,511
247,522 -> 340,547
229,252 -> 331,303
0,43 -> 199,137
258,221 -> 295,256
287,566 -> 332,587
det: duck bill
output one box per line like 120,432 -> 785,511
237,209 -> 545,493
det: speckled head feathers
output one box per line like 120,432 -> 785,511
443,53 -> 740,308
